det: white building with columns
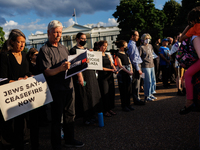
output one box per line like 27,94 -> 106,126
28,24 -> 120,51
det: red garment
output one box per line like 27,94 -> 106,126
113,54 -> 118,66
186,23 -> 200,37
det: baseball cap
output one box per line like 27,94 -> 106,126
162,38 -> 169,42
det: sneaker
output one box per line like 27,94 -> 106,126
65,139 -> 85,148
150,95 -> 157,100
145,96 -> 154,102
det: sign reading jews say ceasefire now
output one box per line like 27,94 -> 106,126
0,74 -> 53,121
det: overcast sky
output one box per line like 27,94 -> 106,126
0,0 -> 181,40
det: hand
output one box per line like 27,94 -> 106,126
89,49 -> 93,51
111,69 -> 115,72
18,76 -> 28,80
138,70 -> 143,75
78,78 -> 84,86
77,72 -> 84,86
167,60 -> 170,64
9,80 -> 15,83
129,71 -> 133,75
24,76 -> 28,79
60,61 -> 71,71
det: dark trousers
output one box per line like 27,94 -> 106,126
160,65 -> 171,86
170,62 -> 176,81
98,75 -> 115,112
50,89 -> 75,150
1,114 -> 25,150
29,108 -> 40,150
118,73 -> 131,108
132,66 -> 141,101
154,57 -> 160,81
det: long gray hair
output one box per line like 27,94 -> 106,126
7,29 -> 26,50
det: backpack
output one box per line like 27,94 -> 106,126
176,38 -> 198,69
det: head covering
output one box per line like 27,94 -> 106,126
48,20 -> 63,30
162,38 -> 169,42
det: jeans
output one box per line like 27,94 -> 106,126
142,67 -> 156,97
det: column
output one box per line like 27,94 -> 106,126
90,33 -> 93,49
70,35 -> 73,48
61,36 -> 64,45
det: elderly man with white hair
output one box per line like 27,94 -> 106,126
36,20 -> 84,149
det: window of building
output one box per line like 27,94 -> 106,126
112,45 -> 114,49
111,36 -> 113,41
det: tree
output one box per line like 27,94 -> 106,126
113,0 -> 167,42
176,0 -> 200,27
162,0 -> 181,37
0,27 -> 5,48
23,47 -> 29,53
163,0 -> 181,27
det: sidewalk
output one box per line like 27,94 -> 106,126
25,82 -> 200,150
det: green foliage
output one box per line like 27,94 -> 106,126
163,0 -> 181,37
163,0 -> 181,27
178,0 -> 200,25
0,27 -> 5,48
23,47 -> 28,53
113,0 -> 167,42
23,43 -> 29,53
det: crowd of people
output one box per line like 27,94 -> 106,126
0,6 -> 200,150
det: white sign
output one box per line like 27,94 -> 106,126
169,42 -> 181,55
76,49 -> 103,70
152,51 -> 158,59
0,74 -> 53,121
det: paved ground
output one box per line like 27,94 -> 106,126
22,81 -> 200,149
